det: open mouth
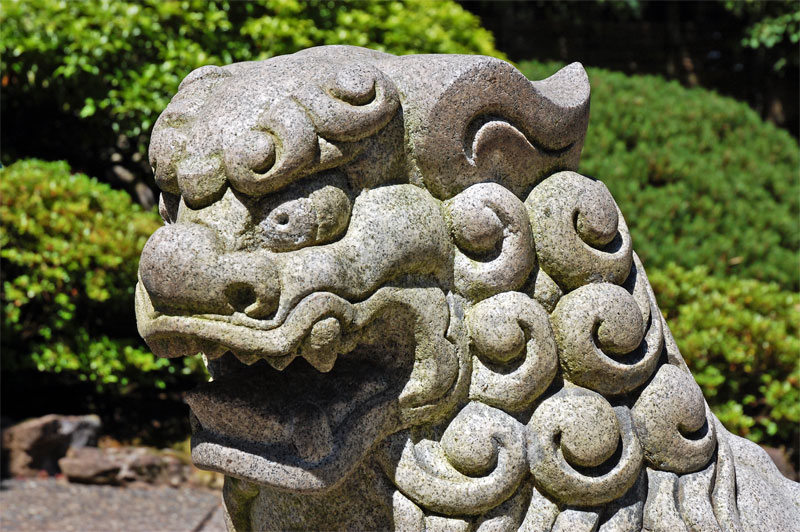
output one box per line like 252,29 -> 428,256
188,337 -> 412,491
135,282 -> 465,491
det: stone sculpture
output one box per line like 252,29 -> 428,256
136,45 -> 800,531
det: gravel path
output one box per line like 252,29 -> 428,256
0,479 -> 226,532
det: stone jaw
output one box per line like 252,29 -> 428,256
136,45 -> 800,531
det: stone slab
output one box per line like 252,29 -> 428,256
0,479 -> 224,532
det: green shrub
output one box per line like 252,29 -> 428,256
521,61 -> 799,289
0,159 -> 204,390
649,263 -> 799,450
1,0 -> 502,192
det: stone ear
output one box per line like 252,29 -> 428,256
402,58 -> 590,200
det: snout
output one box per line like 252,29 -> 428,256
139,223 -> 280,319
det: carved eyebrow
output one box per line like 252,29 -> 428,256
178,64 -> 232,91
224,64 -> 401,198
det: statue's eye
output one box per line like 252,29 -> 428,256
257,184 -> 351,252
260,198 -> 317,251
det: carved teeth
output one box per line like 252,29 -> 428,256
229,349 -> 261,366
291,402 -> 334,464
264,355 -> 295,371
302,349 -> 338,373
300,318 -> 342,372
200,342 -> 228,361
309,318 -> 342,349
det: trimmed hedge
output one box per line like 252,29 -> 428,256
0,159 -> 204,390
521,61 -> 799,290
649,264 -> 799,452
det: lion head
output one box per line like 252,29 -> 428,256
136,46 -> 739,529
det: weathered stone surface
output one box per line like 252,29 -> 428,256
2,414 -> 100,477
136,45 -> 800,531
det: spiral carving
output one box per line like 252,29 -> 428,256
392,402 -> 528,515
227,64 -> 399,198
525,171 -> 632,292
224,99 -> 316,198
466,292 -> 558,412
151,59 -> 401,205
526,387 -> 643,506
444,183 -> 536,301
301,63 -> 400,142
632,364 -> 717,474
624,253 -> 652,326
550,281 -> 663,396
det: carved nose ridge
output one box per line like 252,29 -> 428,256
139,223 -> 279,319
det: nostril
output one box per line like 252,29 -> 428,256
225,283 -> 258,313
217,251 -> 280,319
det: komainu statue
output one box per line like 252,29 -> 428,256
136,46 -> 799,531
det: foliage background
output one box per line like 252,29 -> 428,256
0,159 -> 203,390
1,0 -> 797,465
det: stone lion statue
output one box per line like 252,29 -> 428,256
136,46 -> 799,531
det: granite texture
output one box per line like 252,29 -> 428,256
136,45 -> 800,531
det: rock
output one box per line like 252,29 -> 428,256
2,414 -> 100,477
58,446 -> 189,487
135,45 -> 800,531
57,447 -> 121,485
57,415 -> 101,449
135,181 -> 155,209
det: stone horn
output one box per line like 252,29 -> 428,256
397,57 -> 590,200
